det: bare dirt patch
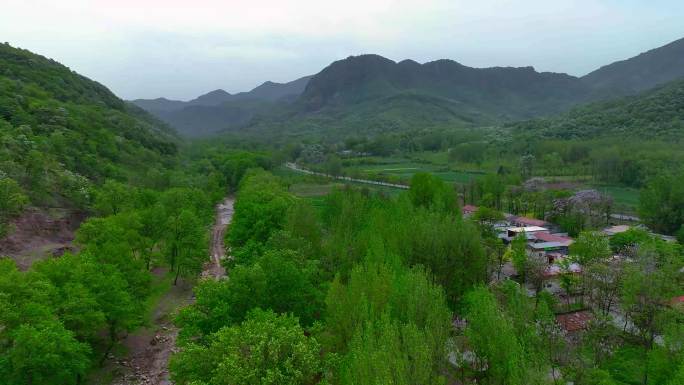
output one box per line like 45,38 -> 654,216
107,269 -> 192,385
0,207 -> 85,269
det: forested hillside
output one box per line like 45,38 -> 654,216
510,78 -> 684,140
582,37 -> 684,95
0,43 -> 178,233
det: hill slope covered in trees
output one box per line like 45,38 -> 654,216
581,37 -> 684,95
0,42 -> 178,231
509,77 -> 684,140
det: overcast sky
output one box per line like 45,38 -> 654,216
2,0 -> 683,100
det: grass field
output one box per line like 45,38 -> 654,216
279,158 -> 641,213
591,184 -> 640,213
344,159 -> 484,184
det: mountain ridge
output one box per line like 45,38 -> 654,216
131,75 -> 312,136
132,36 -> 684,137
581,37 -> 684,94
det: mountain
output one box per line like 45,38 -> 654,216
510,77 -> 684,140
130,97 -> 187,113
157,99 -> 274,137
131,76 -> 311,136
132,37 -> 684,138
0,42 -> 177,209
299,54 -> 592,119
239,76 -> 311,101
135,56 -> 596,137
581,37 -> 684,95
188,89 -> 233,105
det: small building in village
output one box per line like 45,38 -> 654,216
510,216 -> 550,228
505,226 -> 548,240
556,310 -> 593,339
462,204 -> 478,217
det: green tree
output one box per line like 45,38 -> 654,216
570,231 -> 612,265
325,260 -> 451,369
92,179 -> 134,216
511,233 -> 528,282
171,210 -> 207,285
464,286 -> 526,385
0,177 -> 27,236
228,170 -> 293,262
325,154 -> 343,177
639,173 -> 684,235
1,321 -> 91,385
175,250 -> 322,342
394,208 -> 487,305
32,255 -> 106,341
408,172 -> 457,214
620,247 -> 681,385
339,313 -> 444,385
171,310 -> 321,385
609,228 -> 651,254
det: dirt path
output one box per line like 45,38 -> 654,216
202,196 -> 233,279
108,269 -> 190,385
102,197 -> 234,385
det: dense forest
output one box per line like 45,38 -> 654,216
0,43 -> 177,235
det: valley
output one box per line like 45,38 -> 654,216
1,14 -> 683,385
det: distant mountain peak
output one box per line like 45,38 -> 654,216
131,75 -> 312,136
189,89 -> 234,105
205,89 -> 231,96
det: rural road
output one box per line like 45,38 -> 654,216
285,162 -> 409,189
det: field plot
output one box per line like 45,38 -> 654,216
344,158 -> 484,184
591,184 -> 640,213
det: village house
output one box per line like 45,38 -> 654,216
510,215 -> 550,228
527,232 -> 574,263
556,310 -> 594,340
462,204 -> 478,217
504,226 -> 548,241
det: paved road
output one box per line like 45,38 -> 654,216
285,162 -> 409,189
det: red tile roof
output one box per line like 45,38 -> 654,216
513,216 -> 548,227
462,205 -> 478,213
556,311 -> 593,332
672,296 -> 684,305
534,232 -> 573,243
